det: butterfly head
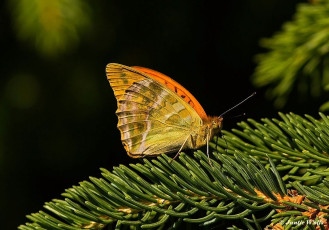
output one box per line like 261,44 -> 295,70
207,116 -> 223,133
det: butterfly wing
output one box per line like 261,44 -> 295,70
131,66 -> 207,120
106,63 -> 204,157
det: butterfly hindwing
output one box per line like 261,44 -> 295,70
106,63 -> 202,157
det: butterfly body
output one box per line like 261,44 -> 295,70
187,116 -> 223,150
106,63 -> 223,158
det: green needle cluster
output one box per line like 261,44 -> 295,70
19,113 -> 329,229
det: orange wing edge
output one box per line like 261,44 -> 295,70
131,66 -> 208,120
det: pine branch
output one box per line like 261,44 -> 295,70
19,113 -> 329,229
212,112 -> 329,188
252,0 -> 329,108
18,152 -> 284,230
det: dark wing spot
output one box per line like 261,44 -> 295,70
120,73 -> 129,84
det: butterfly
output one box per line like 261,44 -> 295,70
106,63 -> 254,161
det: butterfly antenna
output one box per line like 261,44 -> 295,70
219,92 -> 256,118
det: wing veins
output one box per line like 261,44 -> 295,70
141,137 -> 190,155
123,89 -> 190,125
117,99 -> 189,126
118,119 -> 189,132
121,126 -> 176,141
122,80 -> 192,125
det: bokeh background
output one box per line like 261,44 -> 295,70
3,0 -> 329,228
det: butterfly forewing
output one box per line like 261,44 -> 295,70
132,66 -> 207,120
106,63 -> 202,157
106,65 -> 145,100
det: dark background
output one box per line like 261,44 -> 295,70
0,0 -> 312,229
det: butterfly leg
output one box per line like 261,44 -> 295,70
170,135 -> 190,163
206,131 -> 213,167
219,131 -> 229,153
215,135 -> 219,152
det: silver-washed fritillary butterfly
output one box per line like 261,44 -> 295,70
106,63 -> 254,160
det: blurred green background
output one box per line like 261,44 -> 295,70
3,0 -> 328,228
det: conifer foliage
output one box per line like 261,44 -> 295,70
19,113 -> 329,229
253,0 -> 329,109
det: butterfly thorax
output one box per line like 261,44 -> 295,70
187,116 -> 223,149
